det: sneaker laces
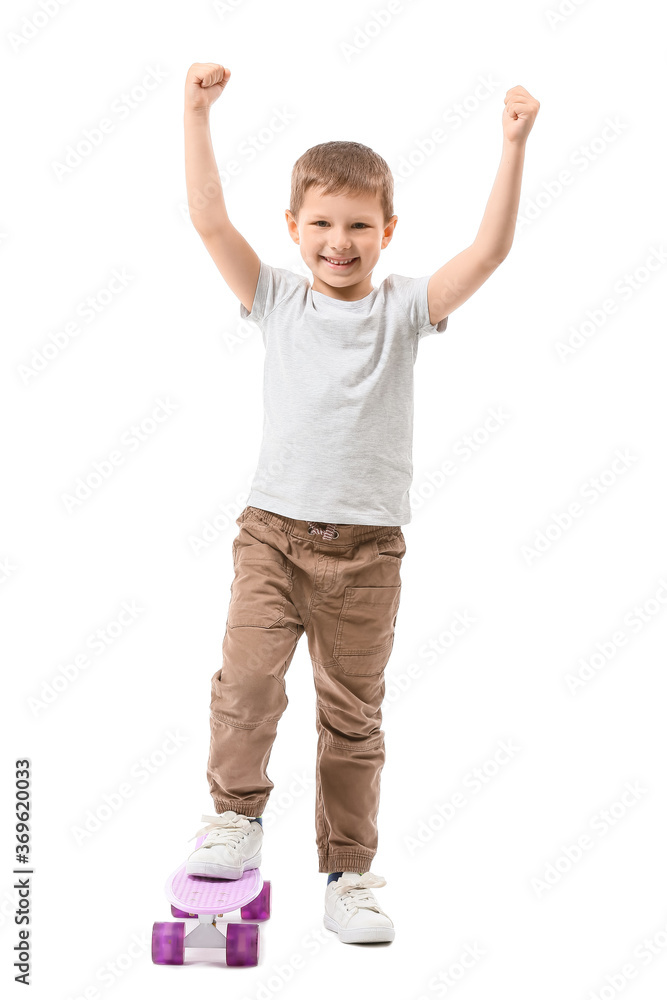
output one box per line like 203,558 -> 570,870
330,872 -> 387,914
188,811 -> 257,850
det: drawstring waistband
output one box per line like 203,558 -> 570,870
307,521 -> 340,540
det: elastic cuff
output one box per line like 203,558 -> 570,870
212,798 -> 268,817
318,852 -> 375,874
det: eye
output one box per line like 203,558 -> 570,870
311,221 -> 368,228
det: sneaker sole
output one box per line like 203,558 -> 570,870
185,850 -> 262,880
323,912 -> 395,943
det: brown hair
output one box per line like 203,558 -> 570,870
289,140 -> 394,226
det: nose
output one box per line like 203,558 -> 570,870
329,233 -> 351,251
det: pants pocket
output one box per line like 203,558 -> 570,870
374,528 -> 406,561
228,523 -> 292,628
333,585 -> 402,675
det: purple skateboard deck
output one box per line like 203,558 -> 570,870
166,836 -> 263,915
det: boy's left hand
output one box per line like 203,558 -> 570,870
503,85 -> 540,144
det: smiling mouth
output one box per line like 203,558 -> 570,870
320,255 -> 358,267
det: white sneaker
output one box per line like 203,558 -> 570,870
323,872 -> 395,943
185,810 -> 263,879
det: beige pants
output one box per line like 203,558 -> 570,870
207,505 -> 405,873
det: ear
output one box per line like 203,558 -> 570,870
285,209 -> 300,244
381,215 -> 398,248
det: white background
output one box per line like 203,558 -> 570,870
2,0 -> 666,997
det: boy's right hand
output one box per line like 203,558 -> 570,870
185,62 -> 231,113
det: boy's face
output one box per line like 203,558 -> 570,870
285,186 -> 397,299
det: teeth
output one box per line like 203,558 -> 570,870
324,257 -> 354,264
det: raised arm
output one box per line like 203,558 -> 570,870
184,62 -> 260,314
426,85 -> 540,326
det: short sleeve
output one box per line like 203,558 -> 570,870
239,259 -> 305,325
388,272 -> 449,339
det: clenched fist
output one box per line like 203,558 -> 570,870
502,85 -> 540,144
185,62 -> 231,113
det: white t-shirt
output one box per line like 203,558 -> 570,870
239,259 -> 448,525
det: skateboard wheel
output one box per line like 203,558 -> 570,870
226,922 -> 259,966
240,880 -> 271,921
170,905 -> 193,918
152,921 -> 185,965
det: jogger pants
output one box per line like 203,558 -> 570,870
206,505 -> 405,873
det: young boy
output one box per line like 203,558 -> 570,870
182,62 -> 539,944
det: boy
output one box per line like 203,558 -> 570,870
182,62 -> 539,944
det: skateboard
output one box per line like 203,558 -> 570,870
152,835 -> 271,967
